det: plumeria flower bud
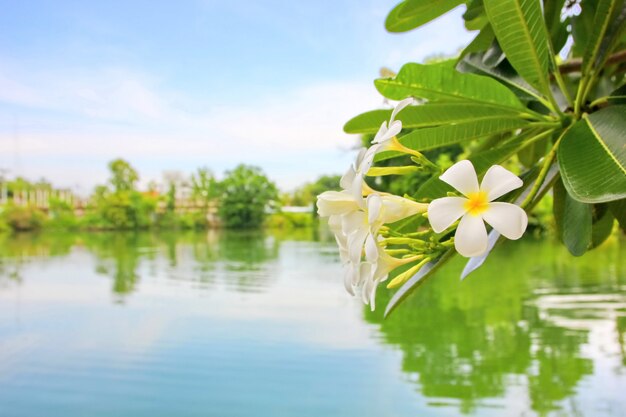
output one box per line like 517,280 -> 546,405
360,242 -> 423,310
428,160 -> 528,258
372,97 -> 413,148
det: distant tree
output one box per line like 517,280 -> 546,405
108,159 -> 139,193
219,165 -> 278,229
191,167 -> 219,216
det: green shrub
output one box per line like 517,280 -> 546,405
0,204 -> 47,232
266,212 -> 313,229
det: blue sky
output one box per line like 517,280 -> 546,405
0,0 -> 473,192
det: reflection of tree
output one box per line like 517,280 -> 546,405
217,230 -> 279,292
84,230 -> 281,296
365,240 -> 624,415
0,232 -> 76,287
84,233 -> 148,301
618,316 -> 626,367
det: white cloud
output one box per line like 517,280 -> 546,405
0,61 -> 384,190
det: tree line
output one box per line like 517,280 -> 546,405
0,159 -> 339,232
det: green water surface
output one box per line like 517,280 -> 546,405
0,230 -> 624,416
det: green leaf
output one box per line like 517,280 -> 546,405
558,105 -> 626,203
374,118 -> 530,166
582,0 -> 626,76
544,0 -> 569,53
457,53 -> 542,102
518,135 -> 548,167
608,198 -> 626,231
590,204 -> 615,248
553,179 -> 593,256
458,25 -> 495,61
343,102 -> 522,134
375,63 -> 525,109
572,0 -> 598,57
414,176 -> 453,200
553,177 -> 566,237
385,0 -> 465,33
463,0 -> 488,29
399,118 -> 528,151
607,84 -> 626,104
484,0 -> 552,95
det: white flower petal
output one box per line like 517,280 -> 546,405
340,165 -> 355,190
381,195 -> 427,224
480,165 -> 523,201
359,262 -> 373,304
347,226 -> 368,264
367,194 -> 382,224
366,278 -> 379,311
355,147 -> 368,168
341,210 -> 366,236
327,214 -> 342,233
390,97 -> 413,122
427,197 -> 468,233
350,173 -> 366,209
334,233 -> 350,264
343,263 -> 356,295
316,191 -> 358,217
365,233 -> 378,263
439,160 -> 479,196
454,214 -> 488,257
358,146 -> 378,173
482,202 -> 528,240
382,121 -> 402,141
372,122 -> 388,144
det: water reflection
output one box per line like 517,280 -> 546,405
0,231 -> 284,298
365,239 -> 625,415
0,231 -> 624,416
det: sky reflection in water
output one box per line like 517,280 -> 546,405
0,230 -> 624,417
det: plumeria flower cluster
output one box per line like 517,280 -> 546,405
318,100 -> 529,310
317,150 -> 428,309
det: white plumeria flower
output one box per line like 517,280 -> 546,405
342,193 -> 427,265
359,243 -> 419,310
371,97 -> 413,149
428,160 -> 528,258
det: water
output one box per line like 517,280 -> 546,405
0,230 -> 624,417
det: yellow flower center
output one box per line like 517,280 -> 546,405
464,191 -> 489,216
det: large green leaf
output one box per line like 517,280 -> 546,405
607,84 -> 626,104
572,0 -> 598,57
385,0 -> 465,33
375,63 -> 525,109
553,179 -> 593,256
558,105 -> 626,203
343,103 -> 522,134
464,1 -> 489,30
458,24 -> 495,61
457,53 -> 542,102
582,0 -> 626,76
544,0 -> 568,53
399,118 -> 528,151
608,198 -> 626,231
590,204 -> 615,248
483,0 -> 552,96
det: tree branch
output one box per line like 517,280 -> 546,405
559,49 -> 626,74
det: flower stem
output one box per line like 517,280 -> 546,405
387,257 -> 431,289
520,128 -> 567,209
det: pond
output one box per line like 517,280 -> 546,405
0,230 -> 624,417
